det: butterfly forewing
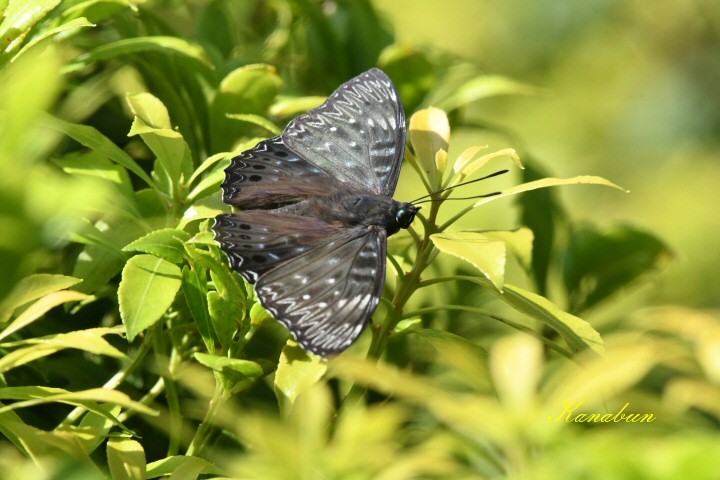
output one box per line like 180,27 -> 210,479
256,228 -> 387,356
283,68 -> 406,196
222,136 -> 336,209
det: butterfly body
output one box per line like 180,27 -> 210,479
214,68 -> 413,357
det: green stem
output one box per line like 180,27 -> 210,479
186,381 -> 224,456
153,324 -> 182,456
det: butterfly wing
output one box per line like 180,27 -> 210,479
221,135 -> 337,210
213,211 -> 342,284
256,228 -> 387,357
283,68 -> 406,196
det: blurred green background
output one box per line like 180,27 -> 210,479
380,0 -> 720,309
2,0 -> 720,478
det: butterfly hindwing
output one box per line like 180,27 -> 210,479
213,211 -> 342,283
256,228 -> 387,356
283,68 -> 406,196
221,136 -> 336,209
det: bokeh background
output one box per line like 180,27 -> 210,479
381,0 -> 720,309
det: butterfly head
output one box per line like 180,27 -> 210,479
388,202 -> 420,235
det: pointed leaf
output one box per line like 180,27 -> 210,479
119,254 -> 182,341
474,175 -> 627,208
431,232 -> 506,290
123,228 -> 190,264
107,437 -> 146,480
275,343 -> 328,405
182,266 -> 214,353
0,290 -> 89,342
73,36 -> 212,69
0,274 -> 80,323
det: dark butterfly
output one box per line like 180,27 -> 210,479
213,68 -> 418,357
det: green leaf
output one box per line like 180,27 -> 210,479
119,254 -> 182,341
501,284 -> 604,355
206,290 -> 241,349
0,386 -> 157,418
0,328 -> 127,373
123,228 -> 191,264
126,92 -> 172,129
54,150 -> 135,202
407,329 -> 491,390
129,116 -> 191,197
0,0 -> 62,64
12,17 -> 95,63
275,343 -> 328,406
210,64 -> 283,151
409,108 -> 450,189
226,113 -> 281,135
452,146 -> 522,180
46,116 -> 156,188
473,175 -> 627,208
430,232 -> 507,290
182,265 -> 214,353
269,96 -> 325,118
73,36 -> 213,69
194,353 -> 264,395
480,228 -> 534,272
146,456 -> 225,479
0,290 -> 89,342
0,274 -> 80,323
107,437 -> 145,480
563,224 -> 672,312
56,0 -> 139,25
433,74 -> 540,112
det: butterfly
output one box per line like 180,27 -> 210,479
213,68 -> 418,357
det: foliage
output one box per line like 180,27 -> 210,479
0,1 -> 715,479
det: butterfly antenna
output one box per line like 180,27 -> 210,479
409,169 -> 509,204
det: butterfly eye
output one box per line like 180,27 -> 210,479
396,209 -> 412,228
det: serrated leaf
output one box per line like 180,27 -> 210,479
474,175 -> 627,208
0,274 -> 80,323
275,343 -> 327,405
0,290 -> 89,342
431,232 -> 506,290
182,266 -> 214,353
107,437 -> 145,480
119,254 -> 182,341
123,228 -> 190,264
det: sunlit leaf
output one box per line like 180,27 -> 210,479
107,437 -> 145,480
73,36 -> 212,69
123,228 -> 190,264
0,274 -> 80,323
146,456 -> 225,479
474,175 -> 627,208
0,290 -> 89,342
430,232 -> 507,290
119,254 -> 182,341
275,343 -> 328,406
409,108 -> 450,189
490,335 -> 543,409
194,353 -> 264,395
